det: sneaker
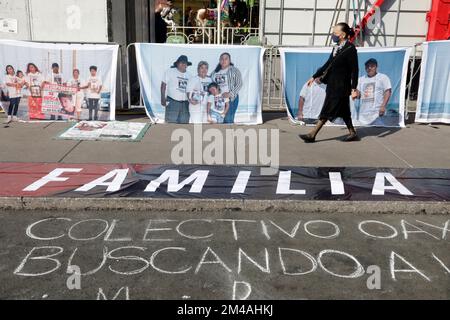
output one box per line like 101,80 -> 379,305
4,116 -> 12,124
299,134 -> 316,143
12,116 -> 18,122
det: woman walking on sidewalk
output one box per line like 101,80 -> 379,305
300,22 -> 359,143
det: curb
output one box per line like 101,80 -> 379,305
0,197 -> 449,214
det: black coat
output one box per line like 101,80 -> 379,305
313,41 -> 359,98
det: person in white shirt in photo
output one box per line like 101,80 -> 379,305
44,63 -> 65,86
186,61 -> 212,123
210,52 -> 242,124
355,58 -> 392,125
296,81 -> 327,123
161,55 -> 192,123
43,63 -> 66,120
3,65 -> 24,124
67,69 -> 86,121
86,66 -> 103,121
24,63 -> 44,98
207,82 -> 229,124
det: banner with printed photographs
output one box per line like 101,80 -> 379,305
416,40 -> 450,124
135,43 -> 264,124
0,40 -> 118,122
280,47 -> 411,127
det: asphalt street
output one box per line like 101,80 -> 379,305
0,210 -> 448,300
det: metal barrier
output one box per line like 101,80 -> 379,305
263,46 -> 285,111
167,26 -> 260,45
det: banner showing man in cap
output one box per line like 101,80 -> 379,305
161,55 -> 192,123
355,58 -> 392,125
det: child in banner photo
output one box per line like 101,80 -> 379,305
67,69 -> 86,121
161,55 -> 192,124
207,82 -> 229,124
58,92 -> 76,117
86,66 -> 103,121
3,65 -> 23,124
356,58 -> 392,125
210,52 -> 242,124
16,70 -> 26,97
297,81 -> 327,123
186,61 -> 212,123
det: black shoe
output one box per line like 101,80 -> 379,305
343,133 -> 359,142
299,134 -> 316,143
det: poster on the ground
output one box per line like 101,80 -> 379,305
416,40 -> 450,124
0,39 -> 118,122
58,121 -> 150,141
135,43 -> 264,125
280,47 -> 411,127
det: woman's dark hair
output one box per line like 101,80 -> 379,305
5,65 -> 15,75
26,63 -> 40,74
336,22 -> 355,39
214,52 -> 234,73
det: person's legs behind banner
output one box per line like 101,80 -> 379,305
224,95 -> 239,124
165,97 -> 181,123
177,101 -> 190,124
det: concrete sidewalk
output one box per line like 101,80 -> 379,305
1,112 -> 449,214
1,112 -> 450,168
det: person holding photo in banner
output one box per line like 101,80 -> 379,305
67,69 -> 86,121
186,61 -> 212,123
211,53 -> 242,124
300,22 -> 359,143
161,55 -> 192,124
24,63 -> 44,98
355,58 -> 392,125
207,82 -> 229,124
44,63 -> 66,120
44,63 -> 64,86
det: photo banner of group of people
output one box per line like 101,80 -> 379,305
416,40 -> 450,124
0,40 -> 119,122
280,47 -> 411,127
135,44 -> 264,125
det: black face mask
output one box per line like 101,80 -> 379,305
331,34 -> 341,43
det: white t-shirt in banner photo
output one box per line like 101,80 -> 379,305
186,75 -> 212,123
164,68 -> 192,102
356,73 -> 392,124
86,76 -> 103,99
68,78 -> 86,99
208,94 -> 229,114
46,73 -> 65,85
3,75 -> 21,99
67,78 -> 84,91
27,72 -> 44,97
213,68 -> 230,94
299,82 -> 327,119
